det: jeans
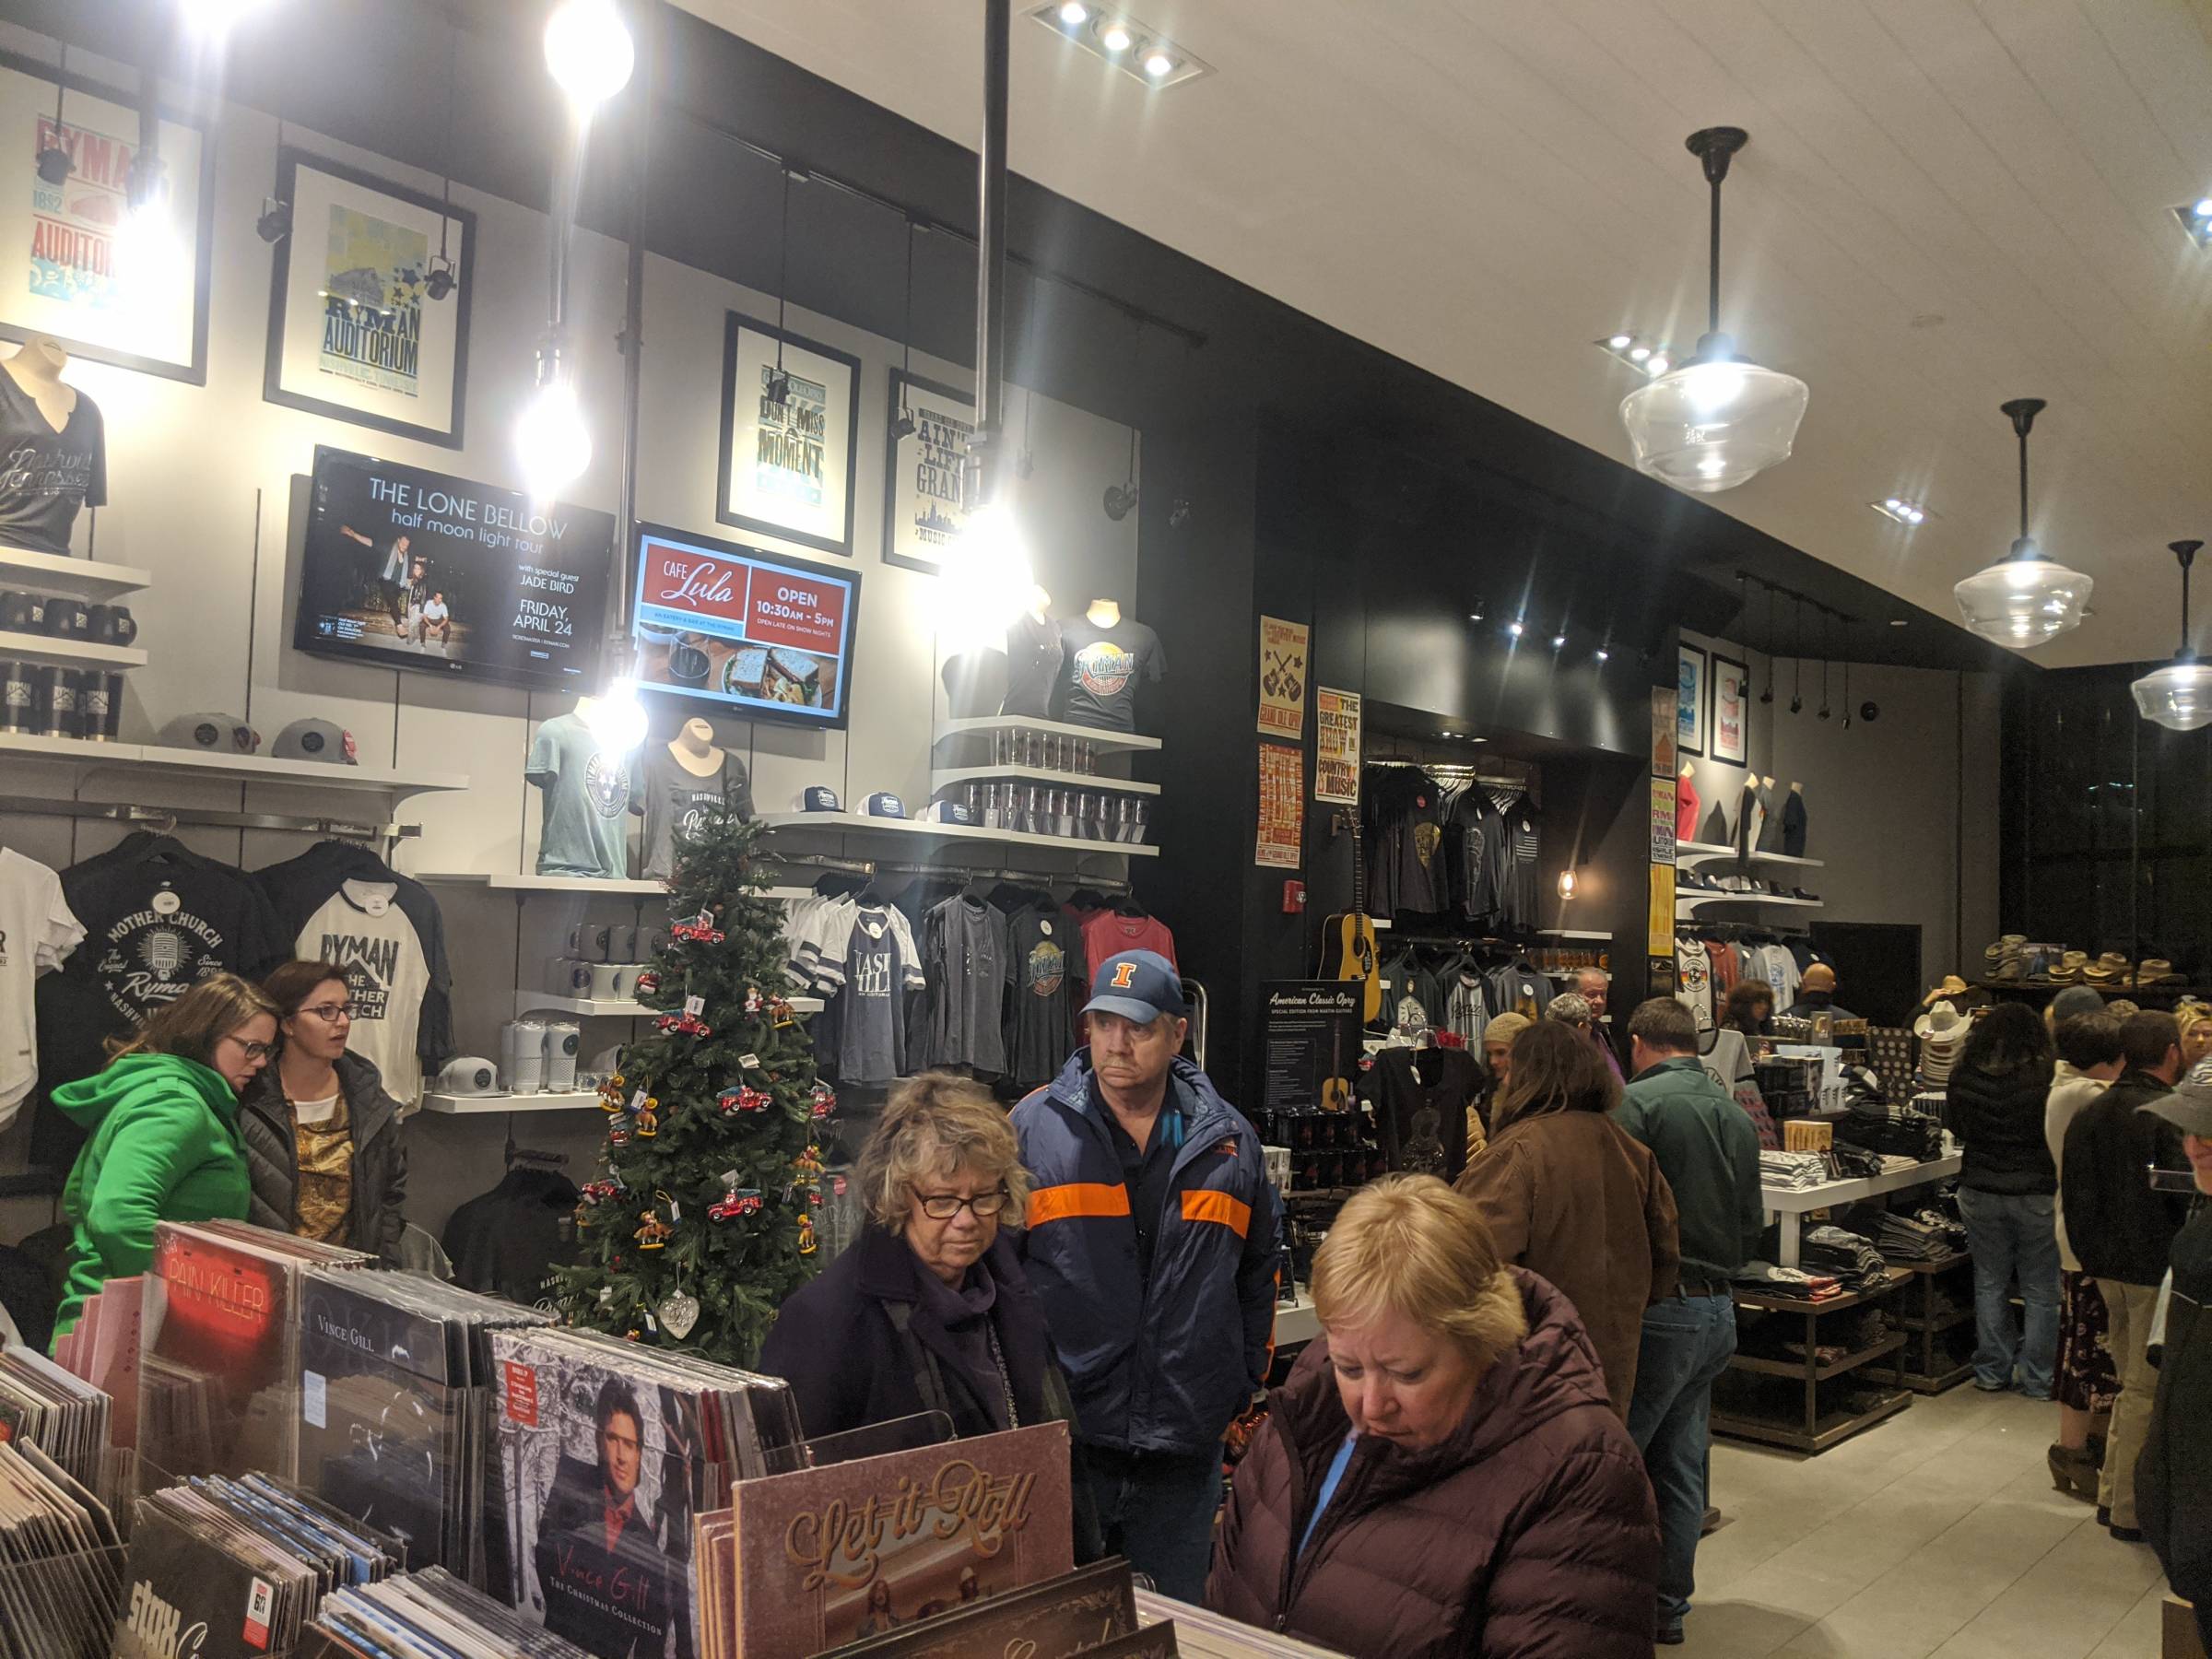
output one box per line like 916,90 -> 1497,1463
1629,1293 -> 1737,1633
1956,1188 -> 2061,1397
2095,1279 -> 2160,1529
1078,1446 -> 1223,1602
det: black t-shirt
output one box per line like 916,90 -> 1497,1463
1005,901 -> 1088,1088
1057,615 -> 1165,732
31,837 -> 288,1171
0,370 -> 105,557
1095,1080 -> 1180,1282
1001,612 -> 1064,719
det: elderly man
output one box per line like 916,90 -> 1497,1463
1571,966 -> 1625,1082
1012,949 -> 1283,1600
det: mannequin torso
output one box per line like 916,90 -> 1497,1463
4,337 -> 76,431
1086,598 -> 1121,628
670,718 -> 724,778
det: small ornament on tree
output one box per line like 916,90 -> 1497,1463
669,911 -> 724,945
597,1073 -> 627,1113
634,969 -> 662,999
709,1185 -> 763,1221
796,1212 -> 818,1255
635,1208 -> 674,1250
745,986 -> 765,1015
809,1081 -> 837,1121
717,1084 -> 772,1115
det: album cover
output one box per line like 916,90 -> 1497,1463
141,1227 -> 304,1485
815,1556 -> 1137,1659
726,1421 -> 1074,1656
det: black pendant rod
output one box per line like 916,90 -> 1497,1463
971,0 -> 1011,509
2175,541 -> 2204,660
1687,127 -> 1747,348
2002,397 -> 2045,552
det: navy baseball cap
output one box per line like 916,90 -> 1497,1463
798,785 -> 841,812
1083,950 -> 1189,1024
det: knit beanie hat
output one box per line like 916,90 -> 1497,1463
2049,985 -> 2106,1022
1483,1012 -> 1533,1047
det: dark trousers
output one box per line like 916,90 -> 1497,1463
1629,1291 -> 1737,1632
1078,1445 -> 1222,1602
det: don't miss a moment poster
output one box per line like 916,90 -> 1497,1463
294,446 -> 614,693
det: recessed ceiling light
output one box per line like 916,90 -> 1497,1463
1058,0 -> 1088,21
1100,20 -> 1133,49
1030,5 -> 1207,85
1143,49 -> 1174,76
1647,353 -> 1670,374
2171,200 -> 2212,249
1607,333 -> 1631,349
1595,647 -> 1611,662
2197,196 -> 2212,218
1629,345 -> 1651,362
1889,618 -> 1908,628
1594,333 -> 1674,377
1871,497 -> 1933,527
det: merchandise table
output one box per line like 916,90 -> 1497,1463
1764,1153 -> 1961,1266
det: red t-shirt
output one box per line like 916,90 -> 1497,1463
1080,911 -> 1178,973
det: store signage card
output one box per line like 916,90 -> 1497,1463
629,521 -> 861,729
1259,981 -> 1361,1116
292,445 -> 615,693
724,1421 -> 1073,1655
1257,616 -> 1310,740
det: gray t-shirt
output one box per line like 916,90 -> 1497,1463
926,896 -> 1012,1074
837,907 -> 915,1083
0,371 -> 105,557
634,744 -> 754,881
526,712 -> 635,878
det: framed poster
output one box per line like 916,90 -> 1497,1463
1677,645 -> 1707,758
1256,742 -> 1303,868
716,311 -> 859,557
0,52 -> 214,382
265,149 -> 474,447
1711,652 -> 1748,766
882,368 -> 975,574
1257,615 -> 1309,739
1314,687 -> 1361,804
1651,687 -> 1677,776
1651,777 -> 1677,865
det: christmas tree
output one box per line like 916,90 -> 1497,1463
552,803 -> 831,1365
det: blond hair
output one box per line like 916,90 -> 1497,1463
856,1071 -> 1033,1233
1310,1174 -> 1528,1366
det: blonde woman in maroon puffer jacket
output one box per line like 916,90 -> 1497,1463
1207,1176 -> 1660,1657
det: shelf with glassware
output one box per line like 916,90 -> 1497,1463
755,812 -> 1159,858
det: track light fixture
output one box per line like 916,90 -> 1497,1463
1952,398 -> 2091,650
1103,427 -> 1137,521
34,53 -> 68,187
1618,127 -> 1808,493
890,218 -> 918,441
255,195 -> 291,243
1817,608 -> 1831,721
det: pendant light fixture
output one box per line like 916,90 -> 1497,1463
1618,127 -> 1808,494
1952,398 -> 2092,649
1789,597 -> 1804,714
2131,541 -> 2212,731
1817,608 -> 1831,721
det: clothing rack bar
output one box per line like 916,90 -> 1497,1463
0,794 -> 419,843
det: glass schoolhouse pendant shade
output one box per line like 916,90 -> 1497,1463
1954,397 -> 2089,651
2131,541 -> 2209,730
1619,338 -> 1809,493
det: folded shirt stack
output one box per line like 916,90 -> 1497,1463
1801,1224 -> 1895,1292
1760,1149 -> 1832,1192
1733,1261 -> 1846,1302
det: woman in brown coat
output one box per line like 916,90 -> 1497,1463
1454,1021 -> 1680,1418
1206,1176 -> 1660,1656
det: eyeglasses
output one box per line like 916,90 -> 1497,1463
300,1002 -> 359,1023
225,1036 -> 276,1061
915,1189 -> 1011,1220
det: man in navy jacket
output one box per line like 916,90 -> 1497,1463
1012,950 -> 1283,1599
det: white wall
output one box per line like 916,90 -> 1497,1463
1678,629 -> 2001,988
0,31 -> 1139,1241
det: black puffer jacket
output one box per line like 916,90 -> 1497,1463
2142,1206 -> 2212,1612
240,1052 -> 407,1261
1947,1061 -> 2059,1194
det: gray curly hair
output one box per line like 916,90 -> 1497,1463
1545,992 -> 1594,1027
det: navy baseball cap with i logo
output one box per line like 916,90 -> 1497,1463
1083,950 -> 1188,1023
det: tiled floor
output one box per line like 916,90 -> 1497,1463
1683,1387 -> 2171,1657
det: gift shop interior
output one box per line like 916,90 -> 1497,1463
0,1 -> 2205,1656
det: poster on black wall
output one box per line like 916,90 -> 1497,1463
292,446 -> 613,692
1260,981 -> 1361,1115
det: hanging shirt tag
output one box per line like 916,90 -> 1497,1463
151,889 -> 181,916
629,1088 -> 648,1112
738,1053 -> 761,1069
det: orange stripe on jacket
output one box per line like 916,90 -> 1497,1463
1179,1188 -> 1252,1237
1026,1182 -> 1133,1227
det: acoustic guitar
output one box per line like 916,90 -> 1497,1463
1317,811 -> 1382,1024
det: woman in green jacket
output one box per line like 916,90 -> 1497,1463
51,972 -> 281,1343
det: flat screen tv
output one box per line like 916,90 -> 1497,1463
629,523 -> 861,731
293,445 -> 615,692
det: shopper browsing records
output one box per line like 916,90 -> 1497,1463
1947,1003 -> 2062,1399
2061,1010 -> 2194,1541
1611,996 -> 1764,1646
1720,980 -> 1772,1039
2134,1062 -> 2212,1653
1206,1176 -> 1659,1658
240,960 -> 407,1262
1571,967 -> 1627,1082
1454,1021 -> 1679,1419
1011,950 -> 1282,1602
2043,1011 -> 2125,1501
48,972 -> 279,1342
1783,961 -> 1855,1021
760,1075 -> 1074,1442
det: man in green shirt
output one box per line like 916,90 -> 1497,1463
1612,997 -> 1764,1646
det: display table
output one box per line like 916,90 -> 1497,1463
1764,1152 -> 1961,1265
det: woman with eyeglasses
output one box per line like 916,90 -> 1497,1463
50,971 -> 281,1343
760,1072 -> 1079,1445
240,959 -> 409,1261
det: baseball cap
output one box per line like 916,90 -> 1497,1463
798,785 -> 841,812
2140,1057 -> 2212,1138
273,717 -> 358,765
916,798 -> 974,826
1083,949 -> 1189,1024
159,712 -> 261,753
864,791 -> 906,818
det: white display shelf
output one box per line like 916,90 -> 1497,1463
0,732 -> 466,799
0,628 -> 147,669
418,871 -> 670,896
1677,841 -> 1826,869
0,547 -> 152,599
757,812 -> 1159,858
933,715 -> 1161,756
1538,928 -> 1614,941
419,1089 -> 602,1115
1763,1153 -> 1962,1267
1275,1294 -> 1320,1347
930,765 -> 1160,796
515,991 -> 823,1018
1677,893 -> 1822,913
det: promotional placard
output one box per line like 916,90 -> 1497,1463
1259,981 -> 1362,1116
1314,687 -> 1361,803
1257,616 -> 1310,740
718,312 -> 860,557
1256,743 -> 1303,868
293,446 -> 613,692
1651,776 -> 1677,865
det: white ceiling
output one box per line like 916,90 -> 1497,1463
678,0 -> 2212,668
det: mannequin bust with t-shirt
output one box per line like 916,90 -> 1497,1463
1000,586 -> 1062,718
526,700 -> 635,878
1058,596 -> 1165,733
0,335 -> 107,557
1675,760 -> 1701,847
633,717 -> 754,881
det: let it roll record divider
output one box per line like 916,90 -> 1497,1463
293,445 -> 616,692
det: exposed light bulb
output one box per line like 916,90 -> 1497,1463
1595,648 -> 1611,662
1558,868 -> 1578,898
1058,0 -> 1089,22
937,503 -> 1035,654
544,0 -> 636,108
179,0 -> 261,36
582,677 -> 649,753
515,376 -> 592,502
1100,20 -> 1133,50
1144,50 -> 1174,77
1506,620 -> 1524,638
1551,632 -> 1568,649
1682,359 -> 1745,413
